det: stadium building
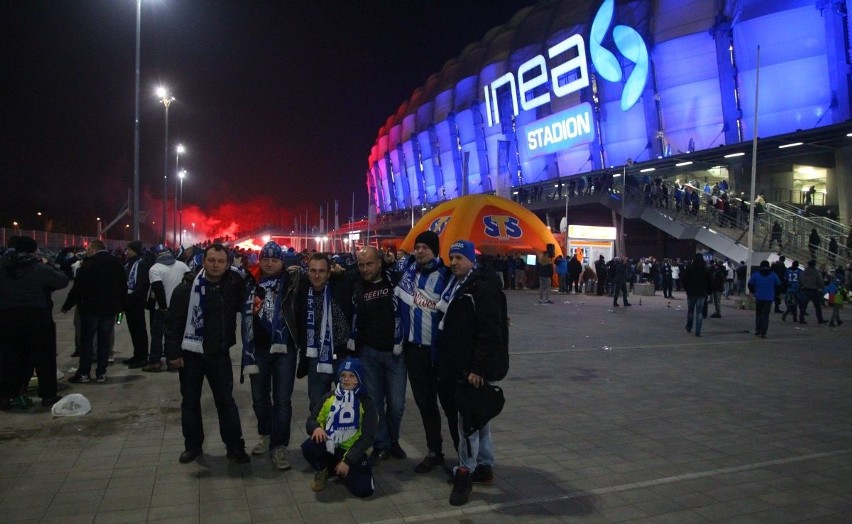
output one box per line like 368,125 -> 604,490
365,0 -> 852,262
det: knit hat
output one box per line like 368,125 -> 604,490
338,357 -> 365,385
260,241 -> 283,260
449,239 -> 476,264
127,240 -> 143,254
414,230 -> 440,257
13,236 -> 38,254
156,245 -> 176,266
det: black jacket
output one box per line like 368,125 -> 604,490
295,275 -> 353,363
123,255 -> 151,308
165,269 -> 247,360
0,253 -> 69,315
62,250 -> 126,316
681,260 -> 712,297
437,266 -> 509,383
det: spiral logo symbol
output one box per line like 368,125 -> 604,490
590,0 -> 649,111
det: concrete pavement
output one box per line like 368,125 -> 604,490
1,286 -> 850,523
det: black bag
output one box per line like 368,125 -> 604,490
455,382 -> 505,436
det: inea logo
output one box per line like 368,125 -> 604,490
590,0 -> 649,111
483,216 -> 522,239
429,216 -> 451,236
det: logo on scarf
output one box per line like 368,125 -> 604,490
429,216 -> 451,236
483,215 -> 522,239
590,0 -> 649,111
190,306 -> 204,331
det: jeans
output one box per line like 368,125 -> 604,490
686,296 -> 705,335
307,357 -> 340,411
249,349 -> 297,449
359,345 -> 407,451
179,351 -> 245,453
800,289 -> 825,322
754,299 -> 772,336
538,277 -> 551,302
79,313 -> 115,376
712,291 -> 722,315
404,343 -> 458,455
612,281 -> 628,305
149,309 -> 167,363
457,418 -> 494,472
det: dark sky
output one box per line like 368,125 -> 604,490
1,0 -> 537,243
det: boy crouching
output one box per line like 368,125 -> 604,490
301,358 -> 377,497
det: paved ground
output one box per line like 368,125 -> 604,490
1,286 -> 851,523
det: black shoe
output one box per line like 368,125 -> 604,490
389,442 -> 407,459
122,357 -> 140,365
415,452 -> 445,474
179,449 -> 202,464
127,359 -> 147,369
227,449 -> 250,464
449,468 -> 472,506
624,302 -> 632,306
781,312 -> 787,322
710,313 -> 721,318
612,303 -> 620,307
68,373 -> 90,384
41,395 -> 62,407
818,320 -> 828,324
799,320 -> 807,324
370,448 -> 390,466
470,465 -> 494,484
774,308 -> 782,313
71,350 -> 80,358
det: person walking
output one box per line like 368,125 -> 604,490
748,261 -> 782,338
799,259 -> 827,325
241,241 -> 300,470
680,254 -> 712,337
808,229 -> 821,260
0,236 -> 69,409
594,255 -> 607,295
610,255 -> 631,307
537,250 -> 554,303
165,243 -> 250,464
437,240 -> 509,506
62,240 -> 126,383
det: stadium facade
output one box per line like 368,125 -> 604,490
366,0 -> 852,221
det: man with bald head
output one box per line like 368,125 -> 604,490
348,247 -> 406,464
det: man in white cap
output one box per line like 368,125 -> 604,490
145,245 -> 189,372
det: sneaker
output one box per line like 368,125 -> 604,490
252,435 -> 271,455
449,468 -> 472,506
389,442 -> 407,459
227,448 -> 250,464
13,395 -> 33,410
69,373 -> 90,384
272,446 -> 291,470
310,468 -> 329,492
141,363 -> 162,372
107,351 -> 116,364
470,465 -> 494,484
414,452 -> 444,474
96,372 -> 107,383
179,448 -> 202,464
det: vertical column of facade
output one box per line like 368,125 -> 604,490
712,16 -> 741,147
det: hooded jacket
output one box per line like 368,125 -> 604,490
0,252 -> 68,314
748,265 -> 781,301
62,250 -> 126,316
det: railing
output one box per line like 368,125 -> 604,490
0,228 -> 125,254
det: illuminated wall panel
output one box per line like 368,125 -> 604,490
416,130 -> 438,203
435,120 -> 459,199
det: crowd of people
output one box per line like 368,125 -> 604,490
0,233 -> 509,506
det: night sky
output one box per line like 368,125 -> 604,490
1,0 -> 538,244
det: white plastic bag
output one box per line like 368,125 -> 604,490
51,393 -> 91,417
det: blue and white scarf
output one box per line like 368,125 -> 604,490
256,277 -> 288,353
395,257 -> 441,306
306,285 -> 334,374
126,258 -> 141,294
436,271 -> 471,330
324,383 -> 362,453
181,269 -> 207,354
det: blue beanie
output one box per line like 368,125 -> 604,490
338,357 -> 365,386
449,239 -> 477,263
260,241 -> 283,260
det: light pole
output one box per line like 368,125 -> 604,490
157,86 -> 174,246
132,0 -> 141,240
173,143 -> 184,246
178,169 -> 186,246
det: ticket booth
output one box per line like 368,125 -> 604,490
565,225 -> 616,264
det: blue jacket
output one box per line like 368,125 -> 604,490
748,267 -> 781,301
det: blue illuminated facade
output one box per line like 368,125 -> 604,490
367,0 -> 851,214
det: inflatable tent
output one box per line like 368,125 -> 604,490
400,194 -> 563,260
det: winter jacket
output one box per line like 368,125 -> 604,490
681,260 -> 712,298
62,250 -> 126,316
0,252 -> 68,312
305,388 -> 377,466
437,266 -> 509,383
748,267 -> 781,301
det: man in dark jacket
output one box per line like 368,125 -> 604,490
680,254 -> 712,337
62,240 -> 126,383
165,244 -> 250,464
122,240 -> 150,368
437,240 -> 509,506
799,259 -> 827,324
0,236 -> 69,408
567,254 -> 583,294
610,255 -> 631,307
594,255 -> 607,295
